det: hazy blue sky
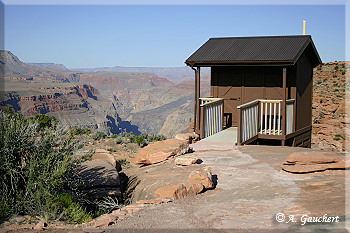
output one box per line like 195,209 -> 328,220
4,4 -> 345,68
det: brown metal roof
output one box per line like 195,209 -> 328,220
185,35 -> 321,67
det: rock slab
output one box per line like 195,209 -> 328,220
70,159 -> 121,200
134,139 -> 189,165
175,133 -> 199,144
282,151 -> 348,173
175,155 -> 199,166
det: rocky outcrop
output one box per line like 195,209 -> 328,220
188,167 -> 215,189
134,139 -> 190,165
312,62 -> 348,152
92,148 -> 121,171
70,159 -> 121,200
152,166 -> 214,200
175,154 -> 200,166
89,199 -> 172,228
282,151 -> 349,174
175,133 -> 199,144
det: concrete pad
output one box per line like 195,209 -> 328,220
201,127 -> 237,143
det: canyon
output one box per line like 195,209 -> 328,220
1,50 -> 209,137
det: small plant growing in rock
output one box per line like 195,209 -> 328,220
70,126 -> 91,136
96,196 -> 124,213
107,147 -> 116,153
91,131 -> 107,140
333,134 -> 343,141
116,158 -> 131,169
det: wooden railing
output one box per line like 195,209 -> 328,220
237,99 -> 259,142
199,98 -> 224,138
259,100 -> 282,135
237,99 -> 295,145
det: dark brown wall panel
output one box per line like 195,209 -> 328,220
296,52 -> 313,130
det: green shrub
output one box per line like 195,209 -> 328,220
56,193 -> 92,223
116,158 -> 131,169
133,135 -> 146,146
107,147 -> 116,153
91,131 -> 107,140
28,114 -> 57,131
70,126 -> 91,136
333,134 -> 343,141
147,134 -> 167,142
115,137 -> 123,144
0,202 -> 10,220
0,110 -> 91,222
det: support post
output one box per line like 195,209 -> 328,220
281,68 -> 287,146
237,108 -> 242,145
221,101 -> 224,131
195,67 -> 201,135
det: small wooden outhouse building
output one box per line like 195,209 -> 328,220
185,35 -> 321,147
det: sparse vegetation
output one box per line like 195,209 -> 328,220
110,132 -> 166,147
333,134 -> 343,141
70,126 -> 91,136
91,131 -> 107,140
116,158 -> 131,169
0,110 -> 93,223
107,147 -> 116,153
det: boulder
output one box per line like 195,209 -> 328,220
186,183 -> 204,196
134,139 -> 189,165
173,184 -> 188,200
70,159 -> 121,200
172,184 -> 204,200
91,149 -> 121,171
154,184 -> 182,199
285,151 -> 339,165
282,151 -> 349,174
175,133 -> 199,144
154,183 -> 205,200
188,167 -> 214,189
175,155 -> 200,166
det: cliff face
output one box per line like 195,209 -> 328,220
2,82 -> 126,134
312,62 -> 348,152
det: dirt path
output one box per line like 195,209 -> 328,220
108,142 -> 348,232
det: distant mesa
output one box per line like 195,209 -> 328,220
26,62 -> 69,71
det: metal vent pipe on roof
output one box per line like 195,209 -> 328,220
303,20 -> 306,35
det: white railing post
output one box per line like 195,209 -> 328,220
286,99 -> 295,135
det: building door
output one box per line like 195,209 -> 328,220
242,67 -> 264,103
213,72 -> 243,127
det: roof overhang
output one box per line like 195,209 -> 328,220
185,35 -> 322,69
186,61 -> 296,67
